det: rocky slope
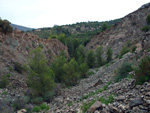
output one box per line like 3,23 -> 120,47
0,30 -> 68,90
86,4 -> 150,58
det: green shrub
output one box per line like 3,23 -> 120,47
43,91 -> 55,102
0,75 -> 9,88
0,19 -> 13,34
96,46 -> 103,67
79,63 -> 89,78
135,56 -> 150,85
119,46 -> 129,59
14,62 -> 24,73
99,95 -> 114,105
87,71 -> 94,76
131,46 -> 137,53
115,62 -> 133,82
32,106 -> 41,112
63,58 -> 80,86
146,14 -> 150,24
31,97 -> 43,104
106,47 -> 112,63
81,100 -> 96,113
39,103 -> 50,110
141,26 -> 149,32
86,50 -> 96,68
32,103 -> 50,112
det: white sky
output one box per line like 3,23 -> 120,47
0,0 -> 149,28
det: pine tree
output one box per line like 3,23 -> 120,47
106,47 -> 112,63
96,46 -> 103,67
26,47 -> 55,96
86,50 -> 95,68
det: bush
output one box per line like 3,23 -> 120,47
14,62 -> 24,73
131,46 -> 137,53
43,91 -> 55,102
0,75 -> 9,88
146,14 -> 150,24
141,26 -> 149,32
86,50 -> 96,68
106,47 -> 112,63
0,19 -> 13,34
115,62 -> 133,82
96,46 -> 103,67
63,58 -> 80,86
119,46 -> 129,59
79,63 -> 89,78
32,106 -> 41,112
99,95 -> 114,105
32,103 -> 50,112
135,56 -> 150,85
31,97 -> 43,104
81,100 -> 96,113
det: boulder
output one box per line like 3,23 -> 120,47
88,101 -> 102,113
129,98 -> 143,107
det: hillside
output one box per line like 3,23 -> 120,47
10,24 -> 34,31
30,19 -> 120,39
86,4 -> 150,58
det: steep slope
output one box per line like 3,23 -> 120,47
86,5 -> 150,58
0,30 -> 68,89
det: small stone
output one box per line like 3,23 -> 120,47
129,98 -> 143,107
145,100 -> 150,104
88,101 -> 102,113
115,96 -> 126,101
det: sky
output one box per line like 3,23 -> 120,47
0,0 -> 150,28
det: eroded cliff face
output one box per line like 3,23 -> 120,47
0,30 -> 68,89
86,6 -> 150,58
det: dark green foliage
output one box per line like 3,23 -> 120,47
132,46 -> 137,53
43,91 -> 55,102
115,62 -> 133,82
86,50 -> 96,68
141,26 -> 149,32
81,100 -> 96,113
106,47 -> 112,63
51,56 -> 67,83
99,95 -> 114,105
75,44 -> 86,64
96,46 -> 103,67
135,56 -> 150,85
63,58 -> 80,86
0,75 -> 9,88
26,47 -> 55,96
79,63 -> 89,78
146,14 -> 150,24
87,71 -> 95,76
101,23 -> 108,32
31,97 -> 43,104
14,62 -> 24,73
0,18 -> 13,34
119,46 -> 129,59
12,96 -> 30,111
32,106 -> 41,112
32,103 -> 50,112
